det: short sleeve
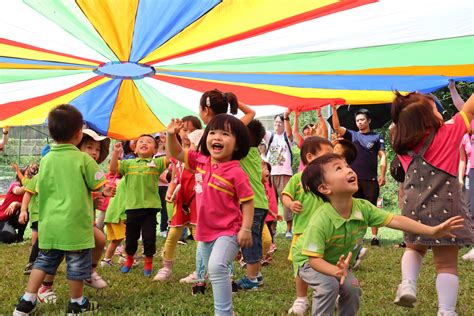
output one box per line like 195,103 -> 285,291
184,149 -> 200,171
363,200 -> 394,227
301,221 -> 326,258
233,167 -> 254,203
379,137 -> 385,151
118,159 -> 130,175
25,176 -> 37,195
343,129 -> 354,141
153,156 -> 168,173
263,130 -> 272,145
282,174 -> 299,199
84,156 -> 107,191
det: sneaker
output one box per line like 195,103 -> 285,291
437,310 -> 458,316
114,245 -> 122,255
66,297 -> 99,315
100,259 -> 113,268
177,239 -> 187,245
192,282 -> 206,295
153,267 -> 172,281
231,280 -> 239,293
235,275 -> 259,291
159,231 -> 168,238
462,248 -> 474,261
394,280 -> 417,308
285,231 -> 293,239
256,273 -> 264,287
23,263 -> 33,275
13,297 -> 37,315
84,271 -> 107,289
288,298 -> 308,315
371,237 -> 380,246
180,271 -> 197,284
37,286 -> 57,304
353,247 -> 368,270
268,243 -> 277,254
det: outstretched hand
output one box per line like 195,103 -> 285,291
336,252 -> 352,285
432,216 -> 464,239
167,118 -> 183,135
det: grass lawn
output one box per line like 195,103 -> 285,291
1,230 -> 473,315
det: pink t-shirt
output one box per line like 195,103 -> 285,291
461,133 -> 474,172
398,113 -> 469,177
185,149 -> 254,242
264,182 -> 278,222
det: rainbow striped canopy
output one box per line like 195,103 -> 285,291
1,0 -> 473,139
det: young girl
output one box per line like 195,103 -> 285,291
391,92 -> 474,314
167,114 -> 254,315
154,115 -> 202,281
261,161 -> 280,266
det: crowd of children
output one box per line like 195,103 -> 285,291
4,86 -> 472,315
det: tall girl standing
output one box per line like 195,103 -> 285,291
391,91 -> 474,315
167,114 -> 254,316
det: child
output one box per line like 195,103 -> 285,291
235,119 -> 269,290
292,153 -> 464,316
167,114 -> 254,315
0,167 -> 27,243
154,115 -> 202,281
282,136 -> 333,315
14,104 -> 112,315
391,92 -> 474,314
261,162 -> 280,265
110,134 -> 168,277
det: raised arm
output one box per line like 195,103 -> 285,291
109,142 -> 123,175
330,104 -> 346,136
316,107 -> 328,139
0,126 -> 9,150
237,101 -> 256,126
11,163 -> 25,183
166,119 -> 185,162
284,111 -> 293,141
292,111 -> 303,146
448,80 -> 465,111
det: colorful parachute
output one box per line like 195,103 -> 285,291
1,0 -> 473,139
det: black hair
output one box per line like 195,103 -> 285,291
138,134 -> 158,149
354,108 -> 371,120
47,104 -> 83,142
301,153 -> 345,202
182,115 -> 202,130
300,136 -> 333,166
198,114 -> 250,161
333,139 -> 357,165
26,163 -> 39,179
274,114 -> 284,121
122,141 -> 133,155
247,119 -> 266,147
302,124 -> 314,134
263,161 -> 272,187
200,89 -> 238,115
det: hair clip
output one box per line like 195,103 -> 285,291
206,96 -> 211,107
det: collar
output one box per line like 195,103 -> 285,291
136,156 -> 153,162
51,143 -> 81,152
324,200 -> 365,229
196,154 -> 241,170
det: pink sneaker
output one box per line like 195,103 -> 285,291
179,271 -> 197,284
84,271 -> 108,289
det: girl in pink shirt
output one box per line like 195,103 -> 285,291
167,114 -> 254,316
391,91 -> 474,315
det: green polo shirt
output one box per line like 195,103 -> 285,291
119,156 -> 168,210
282,172 -> 324,234
38,144 -> 106,251
240,147 -> 268,210
293,198 -> 394,275
25,174 -> 39,223
104,179 -> 126,224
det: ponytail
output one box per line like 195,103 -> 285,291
200,89 -> 239,115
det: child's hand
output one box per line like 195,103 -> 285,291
276,214 -> 284,221
103,184 -> 116,198
19,210 -> 28,225
93,195 -> 105,209
290,201 -> 303,214
5,202 -> 20,216
113,142 -> 123,154
336,251 -> 352,285
448,79 -> 455,90
11,163 -> 19,171
431,216 -> 464,239
237,228 -> 252,248
167,118 -> 183,135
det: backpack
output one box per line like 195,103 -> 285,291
266,132 -> 293,164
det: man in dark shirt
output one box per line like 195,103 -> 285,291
332,106 -> 387,246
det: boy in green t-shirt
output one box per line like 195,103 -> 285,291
281,136 -> 332,315
14,104 -> 113,315
110,134 -> 168,277
292,153 -> 464,316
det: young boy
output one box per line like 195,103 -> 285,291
14,104 -> 113,315
281,136 -> 333,315
236,119 -> 269,290
110,134 -> 168,277
292,153 -> 464,316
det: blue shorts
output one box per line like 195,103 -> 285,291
241,208 -> 268,264
33,248 -> 92,280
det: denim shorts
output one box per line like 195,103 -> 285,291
33,248 -> 92,280
242,208 -> 268,263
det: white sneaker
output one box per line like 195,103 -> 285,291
84,271 -> 108,289
179,271 -> 197,284
394,280 -> 417,308
100,259 -> 113,268
437,310 -> 458,316
461,248 -> 474,261
353,247 -> 368,270
37,286 -> 57,304
288,298 -> 308,315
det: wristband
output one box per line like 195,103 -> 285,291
283,117 -> 289,121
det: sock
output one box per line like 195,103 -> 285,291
296,296 -> 308,302
401,250 -> 423,284
23,292 -> 37,302
70,296 -> 84,304
125,255 -> 134,268
144,256 -> 153,270
436,273 -> 458,312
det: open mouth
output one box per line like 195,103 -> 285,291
348,176 -> 356,183
212,143 -> 223,152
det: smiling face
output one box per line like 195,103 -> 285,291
206,128 -> 237,163
179,121 -> 197,149
80,139 -> 101,162
318,158 -> 358,198
273,116 -> 284,134
136,135 -> 157,158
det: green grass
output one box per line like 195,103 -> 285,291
1,235 -> 473,315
